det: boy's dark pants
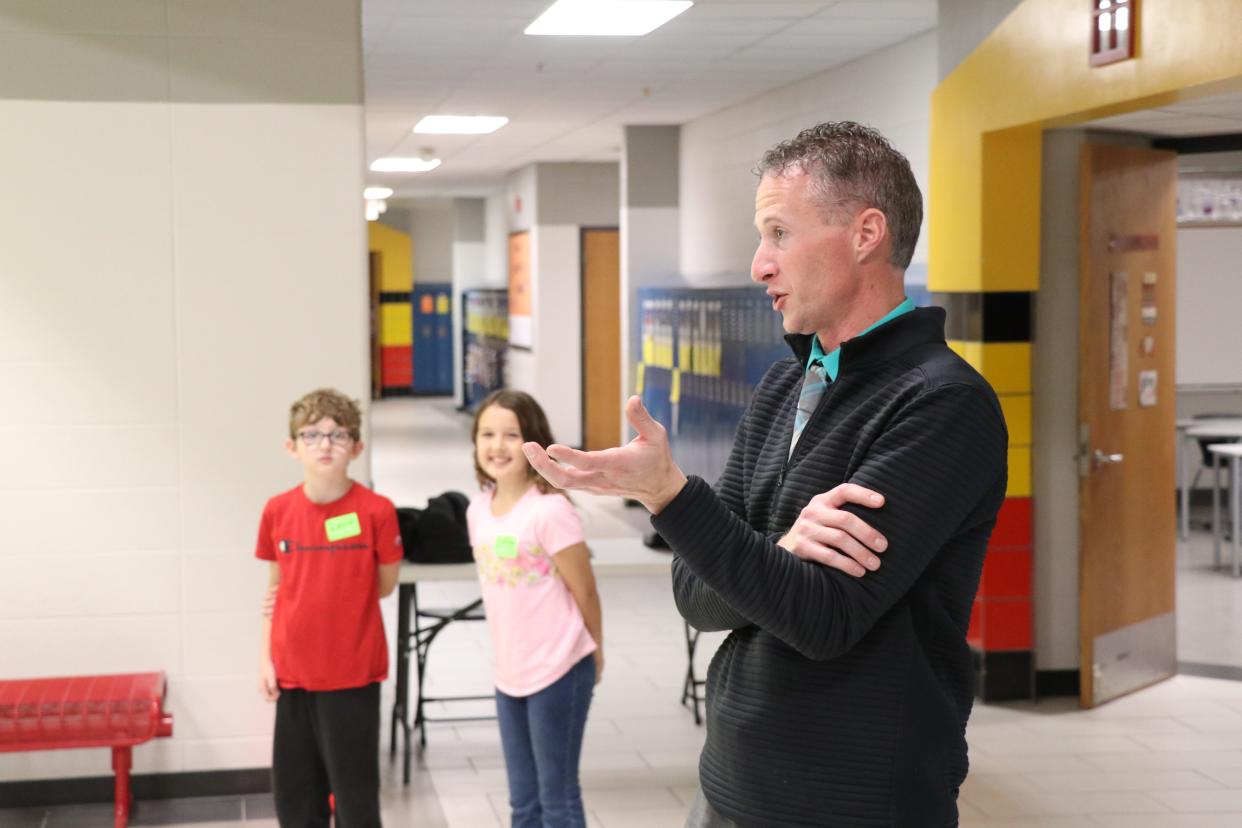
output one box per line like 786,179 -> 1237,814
273,682 -> 381,828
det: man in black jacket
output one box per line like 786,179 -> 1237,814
524,122 -> 1007,827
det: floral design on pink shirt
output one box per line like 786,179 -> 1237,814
476,542 -> 557,588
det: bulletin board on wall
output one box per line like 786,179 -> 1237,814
508,231 -> 532,350
462,288 -> 509,411
634,287 -> 787,486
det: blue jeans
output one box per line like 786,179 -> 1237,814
495,654 -> 595,828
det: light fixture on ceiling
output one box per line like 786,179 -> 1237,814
364,186 -> 393,222
369,156 -> 442,173
525,0 -> 693,37
414,115 -> 509,135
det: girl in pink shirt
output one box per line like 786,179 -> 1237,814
468,390 -> 603,828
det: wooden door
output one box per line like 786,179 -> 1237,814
582,229 -> 621,451
369,251 -> 382,400
1078,143 -> 1178,708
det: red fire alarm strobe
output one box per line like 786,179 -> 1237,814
1090,0 -> 1136,67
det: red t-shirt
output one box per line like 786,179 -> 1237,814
255,482 -> 403,691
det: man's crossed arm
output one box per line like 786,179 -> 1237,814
521,395 -> 888,578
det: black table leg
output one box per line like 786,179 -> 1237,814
682,621 -> 704,726
392,583 -> 413,776
405,583 -> 422,784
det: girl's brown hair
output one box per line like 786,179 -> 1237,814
471,389 -> 565,497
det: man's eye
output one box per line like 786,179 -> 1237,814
774,228 -> 786,240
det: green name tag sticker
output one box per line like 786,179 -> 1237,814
494,535 -> 518,559
324,512 -> 362,542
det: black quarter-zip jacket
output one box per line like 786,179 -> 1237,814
652,307 -> 1008,827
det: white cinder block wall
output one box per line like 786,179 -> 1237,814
507,225 -> 587,448
505,162 -> 620,448
451,198 -> 490,407
679,31 -> 937,286
484,192 -> 511,289
1176,227 -> 1242,387
410,199 -> 456,286
0,0 -> 367,782
1174,226 -> 1242,483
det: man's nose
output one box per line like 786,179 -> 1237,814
751,247 -> 774,283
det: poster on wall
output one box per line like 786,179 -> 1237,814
508,231 -> 532,350
1141,271 -> 1157,325
1109,271 -> 1128,410
1138,369 -> 1158,407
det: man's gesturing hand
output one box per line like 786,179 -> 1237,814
778,484 -> 888,577
523,396 -> 688,514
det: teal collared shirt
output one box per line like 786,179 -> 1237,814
807,298 -> 916,380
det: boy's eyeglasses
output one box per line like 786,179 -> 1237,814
298,429 -> 355,447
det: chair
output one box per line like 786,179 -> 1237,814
1190,413 -> 1241,534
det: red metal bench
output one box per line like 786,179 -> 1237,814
0,672 -> 173,828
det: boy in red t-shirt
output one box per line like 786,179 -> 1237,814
255,388 -> 402,827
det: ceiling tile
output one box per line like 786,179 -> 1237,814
362,0 -> 939,190
613,31 -> 758,59
661,17 -> 801,36
685,1 -> 836,19
824,0 -> 937,19
795,16 -> 931,35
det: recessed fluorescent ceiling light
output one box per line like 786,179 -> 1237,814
370,157 -> 441,173
526,0 -> 693,37
363,186 -> 394,200
414,115 -> 509,135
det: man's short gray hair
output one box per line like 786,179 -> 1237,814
757,121 -> 923,270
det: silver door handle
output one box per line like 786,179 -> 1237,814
1093,449 -> 1124,468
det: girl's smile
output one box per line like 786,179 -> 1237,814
476,404 -> 531,489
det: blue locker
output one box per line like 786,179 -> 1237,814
412,283 -> 453,395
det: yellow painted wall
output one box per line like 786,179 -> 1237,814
369,221 -> 414,349
368,221 -> 413,294
933,0 -> 1242,502
930,0 -> 1242,293
379,303 -> 413,347
950,339 -> 1033,497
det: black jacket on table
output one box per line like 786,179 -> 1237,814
652,307 -> 1008,828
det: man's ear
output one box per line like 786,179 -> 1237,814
284,438 -> 298,458
853,207 -> 888,264
350,440 -> 365,460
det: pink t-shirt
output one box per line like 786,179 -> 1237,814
467,487 -> 597,697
